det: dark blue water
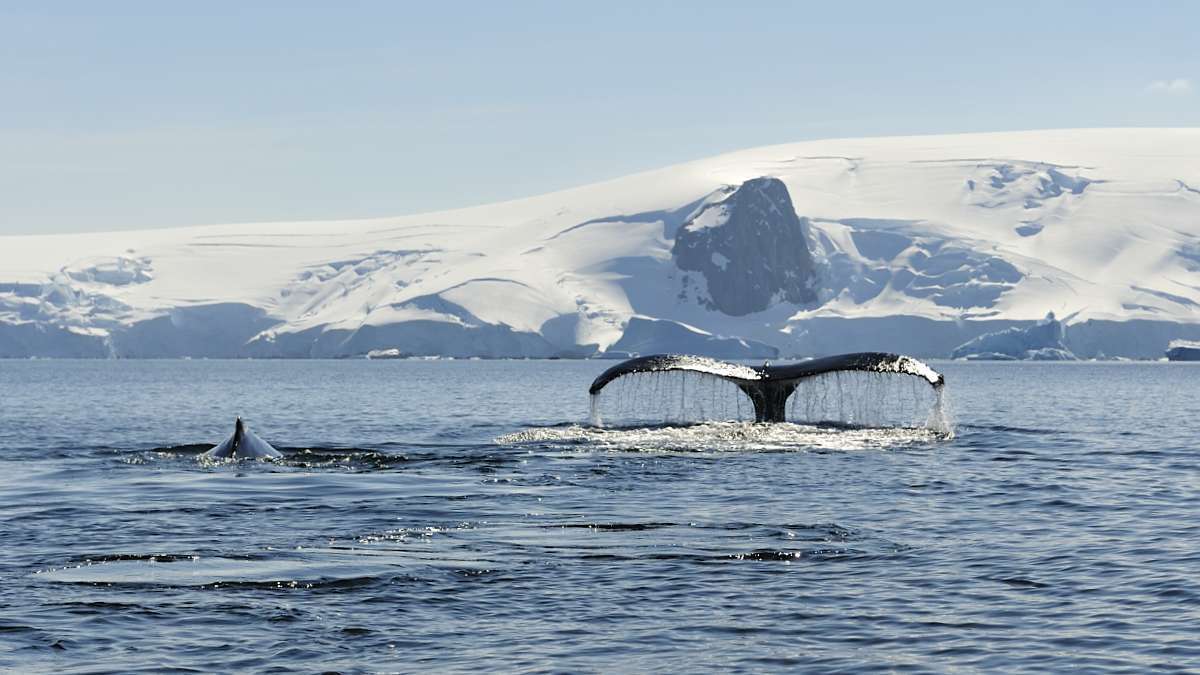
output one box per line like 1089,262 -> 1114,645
1,360 -> 1198,672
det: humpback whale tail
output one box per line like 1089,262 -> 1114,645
589,352 -> 945,424
202,417 -> 283,459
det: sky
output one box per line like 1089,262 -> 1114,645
1,1 -> 1197,234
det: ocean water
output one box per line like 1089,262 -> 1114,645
1,359 -> 1197,673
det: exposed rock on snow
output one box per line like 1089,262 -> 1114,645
951,313 -> 1076,360
672,177 -> 817,315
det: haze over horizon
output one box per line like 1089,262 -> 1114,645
2,1 -> 1197,235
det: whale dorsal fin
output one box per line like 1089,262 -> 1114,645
201,416 -> 280,460
232,417 -> 245,457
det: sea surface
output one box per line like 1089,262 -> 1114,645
1,359 -> 1198,673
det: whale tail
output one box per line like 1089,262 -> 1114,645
203,417 -> 282,460
589,352 -> 945,423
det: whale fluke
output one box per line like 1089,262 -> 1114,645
589,352 -> 944,423
202,417 -> 283,459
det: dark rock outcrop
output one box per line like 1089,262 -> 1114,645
672,177 -> 817,316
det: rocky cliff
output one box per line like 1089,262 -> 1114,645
672,177 -> 817,316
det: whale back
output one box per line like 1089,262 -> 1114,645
203,418 -> 283,460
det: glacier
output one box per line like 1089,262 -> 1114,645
2,128 -> 1199,359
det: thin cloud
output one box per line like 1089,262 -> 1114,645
1145,78 -> 1193,95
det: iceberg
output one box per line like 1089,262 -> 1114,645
951,313 -> 1077,361
1166,340 -> 1200,361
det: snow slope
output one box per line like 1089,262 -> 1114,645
2,128 -> 1199,359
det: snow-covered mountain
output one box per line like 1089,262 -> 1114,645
3,128 -> 1199,359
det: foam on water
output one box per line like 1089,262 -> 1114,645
498,421 -> 950,453
33,555 -> 390,588
33,547 -> 493,588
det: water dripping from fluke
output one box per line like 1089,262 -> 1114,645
589,393 -> 602,427
586,352 -> 954,438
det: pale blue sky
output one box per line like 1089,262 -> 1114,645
2,1 -> 1196,234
